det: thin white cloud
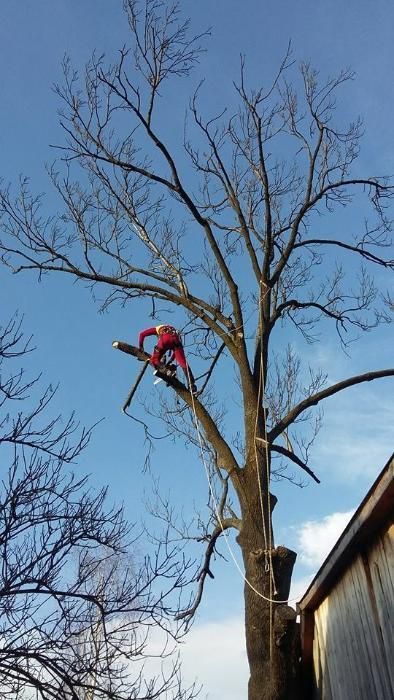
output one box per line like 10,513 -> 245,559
179,617 -> 248,700
296,510 -> 354,569
136,616 -> 248,700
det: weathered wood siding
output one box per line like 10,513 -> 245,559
312,523 -> 394,700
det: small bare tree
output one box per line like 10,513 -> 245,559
1,2 -> 393,697
0,314 -> 197,700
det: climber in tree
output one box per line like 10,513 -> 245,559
139,324 -> 197,394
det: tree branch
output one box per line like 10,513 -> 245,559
271,178 -> 394,286
175,518 -> 240,623
294,237 -> 394,268
270,443 -> 320,483
196,342 -> 226,393
269,368 -> 394,440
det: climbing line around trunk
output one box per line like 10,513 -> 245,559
255,281 -> 275,690
255,281 -> 276,590
185,364 -> 300,606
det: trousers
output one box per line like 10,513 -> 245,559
150,333 -> 195,384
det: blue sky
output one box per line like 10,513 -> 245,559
1,2 -> 393,698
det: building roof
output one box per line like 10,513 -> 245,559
298,453 -> 394,613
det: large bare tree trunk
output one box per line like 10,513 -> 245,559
238,468 -> 300,699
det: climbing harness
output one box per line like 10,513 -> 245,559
156,324 -> 179,337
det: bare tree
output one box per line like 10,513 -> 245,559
1,1 -> 393,697
0,314 -> 197,700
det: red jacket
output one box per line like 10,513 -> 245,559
138,325 -> 179,349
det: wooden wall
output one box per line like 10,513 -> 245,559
312,523 -> 393,700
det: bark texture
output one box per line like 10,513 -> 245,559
237,464 -> 300,700
241,541 -> 299,700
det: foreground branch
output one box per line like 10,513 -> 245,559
175,518 -> 240,624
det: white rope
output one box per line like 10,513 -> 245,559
254,281 -> 275,687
